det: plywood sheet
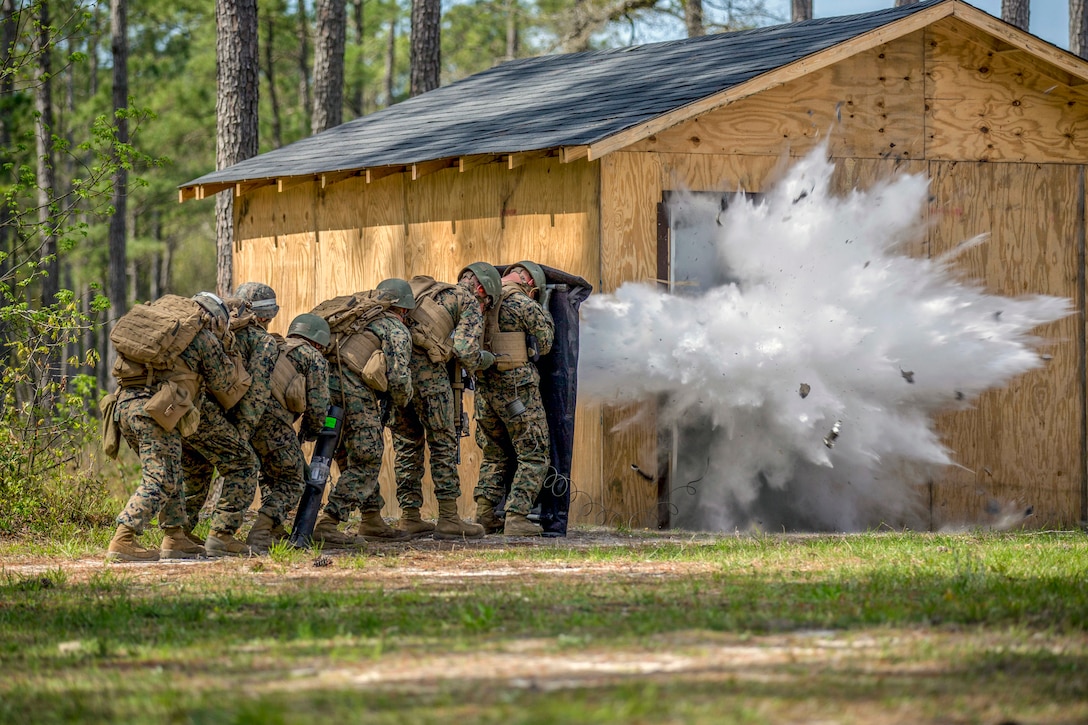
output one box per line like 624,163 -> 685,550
927,160 -> 1082,528
627,33 -> 926,162
925,21 -> 1088,164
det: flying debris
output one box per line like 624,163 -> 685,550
823,420 -> 842,448
799,383 -> 811,398
901,369 -> 915,384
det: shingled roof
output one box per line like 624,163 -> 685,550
180,0 -> 1076,194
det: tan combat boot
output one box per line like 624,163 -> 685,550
311,511 -> 356,547
356,510 -> 411,542
205,530 -> 254,557
106,524 -> 160,563
503,512 -> 543,537
270,522 -> 289,543
245,512 -> 276,551
396,507 -> 435,540
161,527 -> 205,559
434,500 -> 485,540
184,529 -> 205,547
474,497 -> 504,534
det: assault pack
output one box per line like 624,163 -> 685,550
110,295 -> 206,371
407,275 -> 457,363
269,334 -> 308,414
484,284 -> 531,371
311,289 -> 398,391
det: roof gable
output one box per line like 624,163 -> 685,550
181,0 -> 1088,196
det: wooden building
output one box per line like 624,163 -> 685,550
181,0 -> 1088,530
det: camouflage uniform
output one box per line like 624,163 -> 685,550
323,315 -> 413,521
116,328 -> 238,532
181,321 -> 277,534
473,284 -> 555,516
254,338 -> 330,525
391,284 -> 486,509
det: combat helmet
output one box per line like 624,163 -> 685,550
234,281 -> 280,319
510,261 -> 546,294
376,278 -> 417,309
287,313 -> 331,347
193,291 -> 229,325
458,262 -> 502,308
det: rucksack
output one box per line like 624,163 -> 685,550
110,295 -> 206,370
311,289 -> 396,334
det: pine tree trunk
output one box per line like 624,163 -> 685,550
409,0 -> 440,96
215,0 -> 260,296
264,8 -> 283,147
894,0 -> 918,6
791,0 -> 811,22
349,0 -> 364,115
35,1 -> 58,309
505,0 -> 518,60
312,0 -> 346,133
298,0 -> 312,135
109,0 -> 128,327
1072,0 -> 1088,58
384,16 -> 395,106
1002,0 -> 1029,31
684,0 -> 704,37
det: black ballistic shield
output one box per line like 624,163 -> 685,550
289,405 -> 344,548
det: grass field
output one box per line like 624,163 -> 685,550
1,527 -> 1086,724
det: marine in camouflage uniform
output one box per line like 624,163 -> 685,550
315,283 -> 414,544
474,264 -> 555,536
181,301 -> 278,555
390,281 -> 488,539
110,295 -> 239,562
248,331 -> 330,546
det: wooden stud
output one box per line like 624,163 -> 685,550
236,179 -> 275,197
560,145 -> 590,163
366,166 -> 402,183
321,170 -> 363,188
278,175 -> 317,193
507,150 -> 552,169
459,154 -> 501,172
412,158 -> 453,180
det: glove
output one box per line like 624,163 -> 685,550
539,285 -> 554,311
477,350 -> 495,370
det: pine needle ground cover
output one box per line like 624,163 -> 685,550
1,529 -> 1086,724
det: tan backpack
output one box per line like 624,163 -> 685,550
312,290 -> 397,391
110,295 -> 206,370
269,336 -> 308,414
407,276 -> 457,363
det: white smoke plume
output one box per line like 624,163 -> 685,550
578,146 -> 1072,532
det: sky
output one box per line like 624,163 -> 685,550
794,0 -> 1069,49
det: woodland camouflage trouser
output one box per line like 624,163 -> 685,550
473,374 -> 549,516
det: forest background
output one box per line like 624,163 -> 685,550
0,0 -> 1079,534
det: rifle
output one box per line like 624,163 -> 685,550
450,360 -> 470,464
289,405 -> 344,548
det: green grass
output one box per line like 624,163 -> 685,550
1,529 -> 1086,723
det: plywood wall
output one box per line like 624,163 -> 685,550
235,157 -> 602,521
599,20 -> 1088,528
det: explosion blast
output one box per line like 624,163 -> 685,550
578,146 -> 1072,532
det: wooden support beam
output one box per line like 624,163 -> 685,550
560,145 -> 589,163
277,175 -> 317,192
506,150 -> 552,169
412,158 -> 453,180
459,154 -> 501,172
321,170 -> 363,188
193,181 -> 233,198
235,179 -> 275,197
178,187 -> 197,204
366,166 -> 402,183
